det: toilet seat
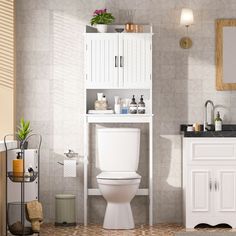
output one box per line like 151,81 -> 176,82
97,172 -> 141,180
97,172 -> 141,185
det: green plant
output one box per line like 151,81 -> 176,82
90,9 -> 115,25
16,118 -> 32,141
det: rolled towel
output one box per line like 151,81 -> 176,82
26,200 -> 43,232
31,220 -> 41,233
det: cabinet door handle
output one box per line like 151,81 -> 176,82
209,179 -> 212,191
115,56 -> 118,67
120,56 -> 124,67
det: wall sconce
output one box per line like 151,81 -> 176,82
180,8 -> 194,49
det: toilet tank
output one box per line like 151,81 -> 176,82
97,128 -> 140,172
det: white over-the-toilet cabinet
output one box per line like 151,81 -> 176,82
85,33 -> 152,89
183,138 -> 236,228
83,26 -> 153,226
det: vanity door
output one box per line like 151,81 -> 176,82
188,168 -> 212,214
119,34 -> 152,89
213,167 -> 236,227
185,167 -> 214,228
85,34 -> 119,88
215,168 -> 236,213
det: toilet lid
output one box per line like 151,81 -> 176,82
97,172 -> 141,180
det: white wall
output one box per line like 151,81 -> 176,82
16,0 -> 236,224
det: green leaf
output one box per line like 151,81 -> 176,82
24,121 -> 30,132
16,118 -> 32,141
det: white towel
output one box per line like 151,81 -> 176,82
64,160 -> 77,177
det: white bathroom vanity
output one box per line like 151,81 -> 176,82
183,137 -> 236,228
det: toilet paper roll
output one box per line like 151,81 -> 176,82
64,160 -> 77,177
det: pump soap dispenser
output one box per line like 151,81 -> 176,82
138,95 -> 145,114
129,95 -> 137,114
215,111 -> 222,131
13,152 -> 23,179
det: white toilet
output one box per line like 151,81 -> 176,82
96,128 -> 141,229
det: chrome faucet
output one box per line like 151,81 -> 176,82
204,100 -> 214,131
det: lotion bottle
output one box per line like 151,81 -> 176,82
13,152 -> 23,178
114,96 -> 121,114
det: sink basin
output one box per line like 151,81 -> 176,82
180,124 -> 236,137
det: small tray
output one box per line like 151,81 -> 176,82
7,172 -> 38,183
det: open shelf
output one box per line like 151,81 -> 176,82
86,89 -> 152,115
8,172 -> 38,183
86,114 -> 153,123
4,134 -> 42,236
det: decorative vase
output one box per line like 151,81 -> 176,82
96,24 -> 108,33
125,23 -> 135,32
20,141 -> 28,149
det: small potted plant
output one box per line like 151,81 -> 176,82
16,118 -> 32,149
90,8 -> 115,33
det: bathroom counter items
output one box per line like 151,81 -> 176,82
180,124 -> 236,137
0,140 -> 17,152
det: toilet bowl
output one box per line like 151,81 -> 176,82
96,128 -> 141,229
97,172 -> 141,229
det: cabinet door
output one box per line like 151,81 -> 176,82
189,169 -> 212,212
85,34 -> 119,88
119,34 -> 152,89
216,169 -> 236,212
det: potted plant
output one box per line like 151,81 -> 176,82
16,118 -> 32,149
90,8 -> 115,33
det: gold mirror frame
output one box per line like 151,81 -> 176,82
216,19 -> 236,90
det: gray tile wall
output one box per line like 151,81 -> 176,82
15,0 -> 98,222
15,0 -> 236,224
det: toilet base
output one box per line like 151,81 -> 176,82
103,203 -> 134,229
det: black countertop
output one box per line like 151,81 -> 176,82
180,124 -> 236,137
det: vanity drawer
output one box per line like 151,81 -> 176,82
192,143 -> 236,160
184,138 -> 236,163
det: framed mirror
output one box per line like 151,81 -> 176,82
216,19 -> 236,90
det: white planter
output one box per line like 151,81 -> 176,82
97,24 -> 108,33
